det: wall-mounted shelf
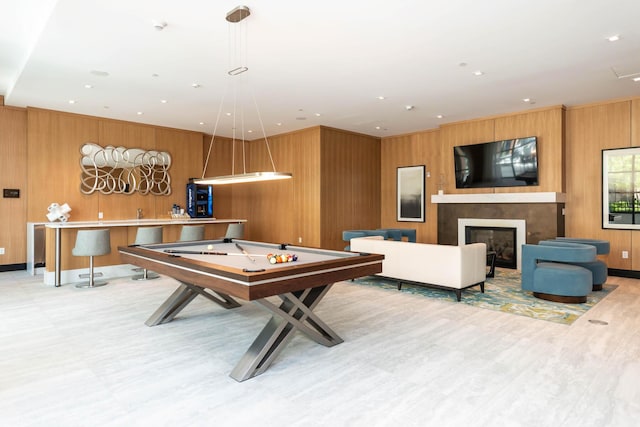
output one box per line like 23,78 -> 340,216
431,192 -> 566,204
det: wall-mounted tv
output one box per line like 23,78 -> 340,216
453,136 -> 538,189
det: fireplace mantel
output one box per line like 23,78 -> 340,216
431,192 -> 565,204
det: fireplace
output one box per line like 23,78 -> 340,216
458,218 -> 526,270
465,226 -> 517,269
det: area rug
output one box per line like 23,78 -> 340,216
352,269 -> 617,325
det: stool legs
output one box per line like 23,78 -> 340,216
75,255 -> 107,288
132,267 -> 159,281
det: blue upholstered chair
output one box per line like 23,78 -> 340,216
342,230 -> 388,251
542,238 -> 609,291
376,228 -> 417,242
521,242 -> 596,303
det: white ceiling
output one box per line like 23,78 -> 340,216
2,0 -> 640,139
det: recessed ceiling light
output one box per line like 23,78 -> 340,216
225,112 -> 232,116
248,130 -> 253,133
68,100 -> 76,104
314,113 -> 321,117
192,83 -> 201,88
137,111 -> 143,115
377,96 -> 386,100
153,21 -> 167,31
199,122 -> 205,125
633,77 -> 640,82
276,122 -> 282,126
523,98 -> 531,102
84,84 -> 93,89
436,115 -> 444,119
405,105 -> 415,111
607,35 -> 620,42
473,70 -> 484,76
375,126 -> 381,130
160,99 -> 168,104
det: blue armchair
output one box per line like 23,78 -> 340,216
376,228 -> 417,242
541,238 -> 609,291
521,242 -> 596,303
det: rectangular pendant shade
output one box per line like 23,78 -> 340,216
194,172 -> 292,185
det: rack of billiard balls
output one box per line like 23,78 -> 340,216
267,253 -> 298,264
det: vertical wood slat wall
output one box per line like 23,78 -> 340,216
204,126 -> 380,251
4,97 -> 640,271
320,127 -> 380,250
380,130 -> 440,244
380,106 -> 565,244
565,100 -> 637,270
0,106 -> 27,265
26,108 -> 205,271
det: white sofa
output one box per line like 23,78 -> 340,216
350,236 -> 487,301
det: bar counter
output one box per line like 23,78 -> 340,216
28,218 -> 247,286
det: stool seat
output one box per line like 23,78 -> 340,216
72,229 -> 111,288
132,226 -> 163,281
179,225 -> 205,242
224,223 -> 244,240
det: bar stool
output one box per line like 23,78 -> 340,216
179,225 -> 205,242
72,229 -> 111,288
224,223 -> 244,239
132,226 -> 163,281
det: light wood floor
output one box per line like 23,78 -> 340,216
1,269 -> 639,427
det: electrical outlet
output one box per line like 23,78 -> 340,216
98,212 -> 103,219
622,251 -> 629,259
0,247 -> 5,255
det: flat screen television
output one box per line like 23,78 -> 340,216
453,136 -> 538,188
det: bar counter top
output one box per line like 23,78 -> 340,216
42,218 -> 246,229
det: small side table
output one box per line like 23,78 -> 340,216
486,251 -> 497,278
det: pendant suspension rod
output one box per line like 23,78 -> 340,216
252,89 -> 278,172
201,91 -> 227,179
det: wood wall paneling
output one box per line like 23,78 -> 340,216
98,121 -> 157,221
438,119 -> 496,195
201,134 -> 235,221
9,97 -> 640,274
630,99 -> 640,270
414,130 -> 440,243
320,127 -> 380,250
380,130 -> 439,243
245,128 -> 321,246
0,106 -> 27,264
565,101 -> 632,269
154,128 -> 204,219
494,106 -> 564,193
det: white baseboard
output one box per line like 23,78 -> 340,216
43,264 -> 139,286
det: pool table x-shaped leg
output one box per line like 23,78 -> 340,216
144,281 -> 343,382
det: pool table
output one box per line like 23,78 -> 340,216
119,239 -> 383,381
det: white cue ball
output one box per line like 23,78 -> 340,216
207,244 -> 214,250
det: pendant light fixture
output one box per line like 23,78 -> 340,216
195,5 -> 292,186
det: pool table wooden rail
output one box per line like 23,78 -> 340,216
118,244 -> 383,300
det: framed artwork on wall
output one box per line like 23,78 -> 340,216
397,165 -> 425,222
602,147 -> 640,229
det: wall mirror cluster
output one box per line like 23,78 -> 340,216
602,147 -> 640,229
79,142 -> 172,195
